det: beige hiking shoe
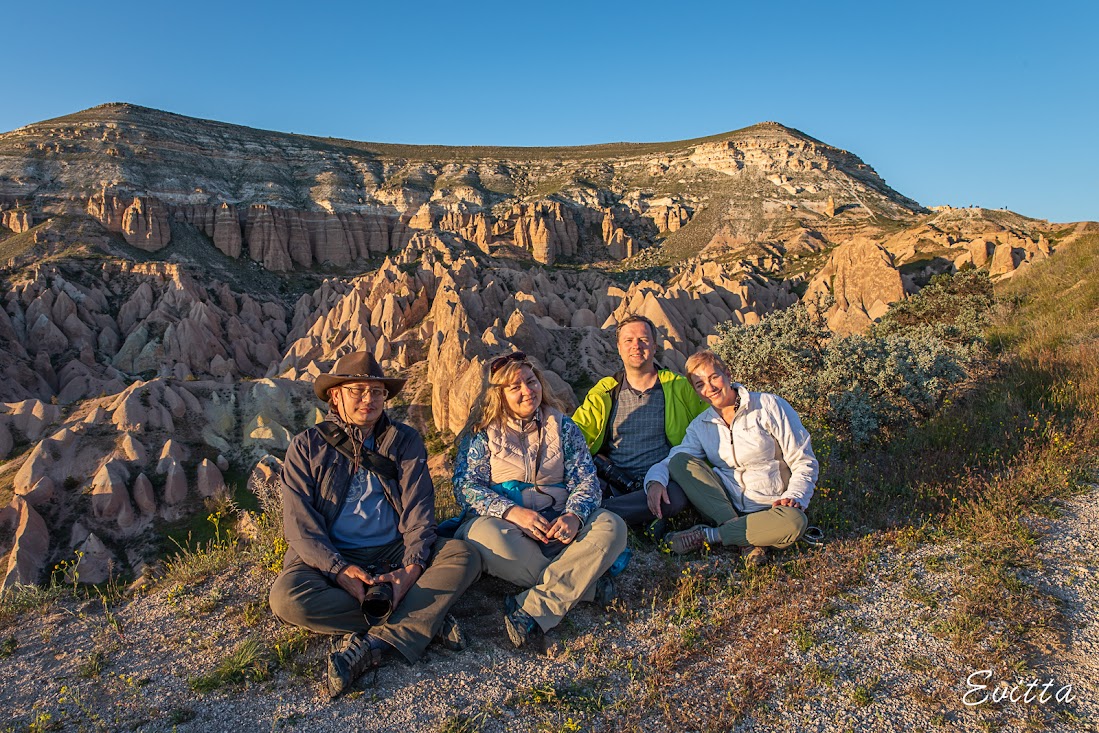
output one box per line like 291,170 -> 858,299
741,545 -> 767,567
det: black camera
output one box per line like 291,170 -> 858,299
360,565 -> 395,626
592,454 -> 642,497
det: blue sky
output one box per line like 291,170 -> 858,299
5,1 -> 1096,222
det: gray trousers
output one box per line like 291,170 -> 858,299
601,477 -> 689,526
670,453 -> 808,549
269,537 -> 481,662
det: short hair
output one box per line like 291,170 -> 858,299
615,314 -> 658,344
685,350 -> 731,378
474,354 -> 566,432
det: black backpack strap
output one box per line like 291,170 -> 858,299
597,370 -> 626,456
315,422 -> 399,482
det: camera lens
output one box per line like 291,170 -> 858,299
361,582 -> 394,626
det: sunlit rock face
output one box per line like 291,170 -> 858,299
0,102 -> 1082,582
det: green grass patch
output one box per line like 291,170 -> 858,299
188,638 -> 271,692
0,583 -> 64,630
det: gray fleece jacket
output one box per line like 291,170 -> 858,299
279,411 -> 437,580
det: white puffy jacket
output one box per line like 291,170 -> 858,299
644,384 -> 818,513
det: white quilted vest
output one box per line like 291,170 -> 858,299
485,406 -> 568,510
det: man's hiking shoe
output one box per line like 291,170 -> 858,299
434,612 -> 466,651
643,518 -> 668,543
327,632 -> 385,699
503,596 -> 539,648
607,547 -> 632,577
665,524 -> 712,554
593,575 -> 616,609
741,545 -> 767,567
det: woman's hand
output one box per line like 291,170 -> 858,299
546,513 -> 582,544
504,505 -> 552,542
772,498 -> 802,509
645,481 -> 669,518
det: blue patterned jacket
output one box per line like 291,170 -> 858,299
452,412 -> 602,523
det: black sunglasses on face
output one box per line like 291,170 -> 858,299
489,351 -> 527,376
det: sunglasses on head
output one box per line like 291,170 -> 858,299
489,351 -> 527,376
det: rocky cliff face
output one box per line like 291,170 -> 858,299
0,105 -> 923,270
0,103 -> 1088,587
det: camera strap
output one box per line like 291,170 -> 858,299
315,421 -> 399,482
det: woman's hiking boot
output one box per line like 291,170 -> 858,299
741,545 -> 767,567
503,595 -> 539,648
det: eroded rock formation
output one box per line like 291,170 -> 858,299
0,103 -> 1086,587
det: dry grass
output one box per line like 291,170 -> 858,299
569,236 -> 1099,730
2,237 -> 1095,731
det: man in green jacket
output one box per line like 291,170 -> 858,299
572,315 -> 708,532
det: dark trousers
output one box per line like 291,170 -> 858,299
269,537 -> 481,662
601,478 -> 689,526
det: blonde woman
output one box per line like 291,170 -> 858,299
452,351 -> 627,647
647,350 -> 816,565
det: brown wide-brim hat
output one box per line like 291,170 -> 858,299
313,352 -> 406,402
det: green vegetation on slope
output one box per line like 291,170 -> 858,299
595,240 -> 1098,731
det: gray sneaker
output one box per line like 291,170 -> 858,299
665,524 -> 712,554
327,632 -> 385,699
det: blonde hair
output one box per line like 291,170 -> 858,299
685,350 -> 731,379
474,356 -> 565,432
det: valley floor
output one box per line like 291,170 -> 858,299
1,487 -> 1094,733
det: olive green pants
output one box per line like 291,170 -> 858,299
669,454 -> 807,548
458,508 -> 627,632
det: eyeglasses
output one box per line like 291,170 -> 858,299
489,351 -> 527,376
342,385 -> 388,401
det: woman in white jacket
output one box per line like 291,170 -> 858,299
644,350 -> 816,565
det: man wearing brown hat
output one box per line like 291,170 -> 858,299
269,352 -> 481,699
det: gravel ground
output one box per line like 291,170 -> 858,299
740,486 -> 1098,733
1028,485 -> 1098,730
1,489 -> 1095,732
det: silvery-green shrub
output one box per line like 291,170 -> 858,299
713,270 -> 992,444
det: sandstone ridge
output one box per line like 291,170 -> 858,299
2,104 -> 921,269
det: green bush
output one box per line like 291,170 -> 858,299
713,270 -> 994,444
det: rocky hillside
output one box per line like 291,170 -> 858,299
0,103 -> 923,269
0,103 -> 1092,591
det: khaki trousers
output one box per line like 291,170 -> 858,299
459,508 -> 627,632
269,537 -> 481,662
670,453 -> 807,549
